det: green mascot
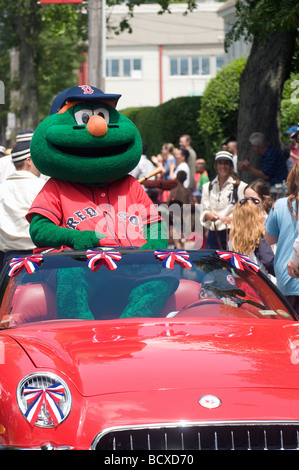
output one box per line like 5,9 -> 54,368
26,85 -> 176,319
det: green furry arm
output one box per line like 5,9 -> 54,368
29,214 -> 104,250
56,268 -> 94,320
141,220 -> 168,249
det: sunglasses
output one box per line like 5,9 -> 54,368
239,197 -> 260,206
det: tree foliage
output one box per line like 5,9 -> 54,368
225,0 -> 299,50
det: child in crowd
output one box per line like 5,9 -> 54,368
167,170 -> 192,205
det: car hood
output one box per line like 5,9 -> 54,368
8,318 -> 299,396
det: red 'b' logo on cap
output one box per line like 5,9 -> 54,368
79,85 -> 94,95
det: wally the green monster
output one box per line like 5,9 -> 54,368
27,85 -> 166,250
26,85 -> 176,319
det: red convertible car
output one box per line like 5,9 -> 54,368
0,248 -> 299,450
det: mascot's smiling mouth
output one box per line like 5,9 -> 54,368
53,142 -> 130,158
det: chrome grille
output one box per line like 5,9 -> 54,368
93,422 -> 299,450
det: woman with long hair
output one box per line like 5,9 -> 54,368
287,163 -> 299,278
200,150 -> 247,249
265,163 -> 299,313
230,197 -> 275,279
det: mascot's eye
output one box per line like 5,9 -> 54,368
74,109 -> 93,125
93,107 -> 110,123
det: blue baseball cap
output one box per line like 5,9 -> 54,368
50,85 -> 122,115
202,270 -> 245,297
286,125 -> 298,134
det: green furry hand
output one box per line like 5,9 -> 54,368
141,221 -> 168,250
30,214 -> 105,249
72,230 -> 105,250
141,238 -> 168,250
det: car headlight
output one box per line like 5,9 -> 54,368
17,372 -> 72,428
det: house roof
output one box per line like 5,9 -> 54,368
217,0 -> 237,17
106,2 -> 224,47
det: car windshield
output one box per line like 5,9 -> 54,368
0,249 -> 296,329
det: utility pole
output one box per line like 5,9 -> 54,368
88,0 -> 106,90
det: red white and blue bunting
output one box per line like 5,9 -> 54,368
216,250 -> 260,273
86,249 -> 122,271
154,250 -> 192,270
23,383 -> 65,427
8,254 -> 44,277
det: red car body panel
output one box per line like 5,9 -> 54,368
0,249 -> 298,450
1,317 -> 299,449
5,318 -> 299,393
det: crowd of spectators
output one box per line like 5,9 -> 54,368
2,125 -> 299,314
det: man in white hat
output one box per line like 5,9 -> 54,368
0,133 -> 45,271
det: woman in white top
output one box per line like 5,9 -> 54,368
200,150 -> 247,249
174,147 -> 190,188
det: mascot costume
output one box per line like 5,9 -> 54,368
26,85 -> 177,319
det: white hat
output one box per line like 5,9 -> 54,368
11,141 -> 31,162
16,129 -> 34,143
215,150 -> 233,163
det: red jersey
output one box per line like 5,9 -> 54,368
26,175 -> 162,247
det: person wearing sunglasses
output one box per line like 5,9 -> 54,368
200,150 -> 247,249
244,179 -> 273,217
229,197 -> 275,281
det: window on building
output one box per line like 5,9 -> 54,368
216,55 -> 225,71
106,58 -> 142,78
111,59 -> 119,77
170,56 -> 210,76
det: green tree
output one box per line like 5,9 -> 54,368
225,0 -> 298,165
0,1 -> 87,131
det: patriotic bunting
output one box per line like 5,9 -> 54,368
216,250 -> 260,273
23,383 -> 66,426
8,255 -> 44,277
86,249 -> 122,271
154,250 -> 192,270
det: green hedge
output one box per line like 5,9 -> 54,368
122,96 -> 204,158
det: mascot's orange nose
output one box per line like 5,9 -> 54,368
86,114 -> 108,137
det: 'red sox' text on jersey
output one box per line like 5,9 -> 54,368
26,175 -> 162,248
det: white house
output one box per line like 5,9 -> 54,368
217,0 -> 251,65
93,2 -> 226,110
